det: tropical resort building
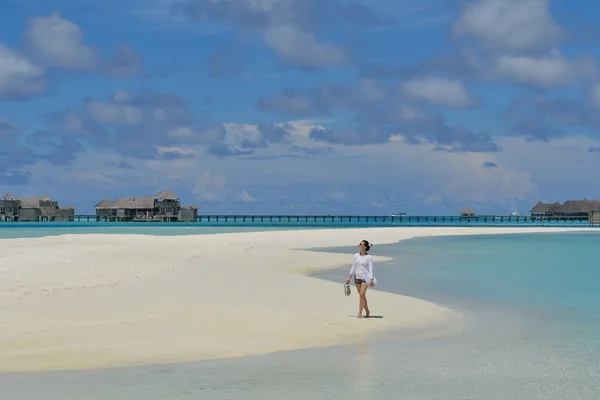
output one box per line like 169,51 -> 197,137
94,190 -> 198,222
459,207 -> 476,216
0,193 -> 75,221
529,198 -> 600,217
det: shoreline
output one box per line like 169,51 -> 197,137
0,226 -> 589,373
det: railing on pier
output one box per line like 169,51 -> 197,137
2,214 -> 596,226
51,214 -> 596,227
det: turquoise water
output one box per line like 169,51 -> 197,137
0,217 -> 595,239
1,231 -> 599,399
0,225 -> 321,239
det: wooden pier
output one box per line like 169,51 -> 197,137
0,216 -> 67,222
52,214 -> 593,225
1,213 -> 596,226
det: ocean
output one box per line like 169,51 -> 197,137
1,229 -> 599,399
0,212 -> 594,239
0,224 -> 317,239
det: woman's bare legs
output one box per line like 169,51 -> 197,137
355,282 -> 370,318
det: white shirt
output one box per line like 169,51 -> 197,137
349,253 -> 373,281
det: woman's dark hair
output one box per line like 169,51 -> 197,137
361,240 -> 372,251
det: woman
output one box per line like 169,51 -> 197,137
345,240 -> 374,318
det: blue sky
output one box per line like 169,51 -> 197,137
1,0 -> 600,215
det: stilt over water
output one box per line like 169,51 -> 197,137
589,210 -> 600,226
27,214 -> 593,227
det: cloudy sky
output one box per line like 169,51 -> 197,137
1,0 -> 599,215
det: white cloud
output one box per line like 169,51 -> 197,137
388,103 -> 428,123
239,190 -> 258,202
179,126 -> 535,206
356,78 -> 388,103
16,120 -> 600,213
58,113 -> 86,134
324,190 -> 349,201
157,146 -> 196,157
263,24 -> 346,68
86,101 -> 144,126
0,43 -> 45,99
192,171 -> 227,201
22,13 -> 140,77
442,152 -> 536,203
491,51 -> 599,88
448,0 -> 599,89
190,171 -> 257,203
25,12 -> 97,70
283,119 -> 327,137
223,123 -> 262,148
589,84 -> 600,108
453,0 -> 565,54
401,77 -> 477,108
167,125 -> 226,145
493,135 -> 600,186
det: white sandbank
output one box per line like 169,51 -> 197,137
0,226 -> 588,372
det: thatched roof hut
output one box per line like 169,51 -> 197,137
530,198 -> 600,215
459,207 -> 476,216
1,192 -> 16,200
155,190 -> 179,200
530,201 -> 561,214
94,199 -> 113,209
109,197 -> 156,209
18,197 -> 42,209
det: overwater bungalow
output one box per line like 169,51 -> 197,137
94,190 -> 198,222
0,193 -> 75,221
530,198 -> 600,217
459,207 -> 476,217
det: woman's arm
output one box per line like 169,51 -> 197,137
346,255 -> 356,282
368,256 -> 374,281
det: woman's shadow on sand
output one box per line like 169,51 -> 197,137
348,315 -> 384,319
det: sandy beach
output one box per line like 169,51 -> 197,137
0,226 -> 588,372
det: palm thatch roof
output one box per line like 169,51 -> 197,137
18,197 -> 41,208
95,190 -> 183,211
1,192 -> 16,199
94,199 -> 113,208
109,197 -> 155,209
459,207 -> 476,215
560,199 -> 600,213
530,201 -> 560,213
155,190 -> 179,199
530,198 -> 600,214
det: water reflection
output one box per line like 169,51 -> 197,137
351,339 -> 374,398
